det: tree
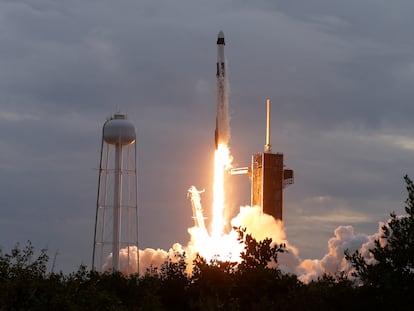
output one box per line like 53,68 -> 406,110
231,227 -> 299,311
159,251 -> 190,310
190,254 -> 238,310
345,175 -> 414,307
236,227 -> 286,272
0,240 -> 48,279
300,273 -> 357,311
0,241 -> 54,309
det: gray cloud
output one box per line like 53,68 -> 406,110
1,0 -> 414,270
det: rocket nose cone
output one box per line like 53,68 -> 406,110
217,30 -> 225,45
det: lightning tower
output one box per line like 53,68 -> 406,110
93,112 -> 139,273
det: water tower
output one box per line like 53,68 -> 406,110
92,112 -> 139,274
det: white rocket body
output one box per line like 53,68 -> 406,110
215,31 -> 230,149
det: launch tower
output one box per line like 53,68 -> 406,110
231,99 -> 293,220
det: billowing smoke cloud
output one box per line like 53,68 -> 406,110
231,205 -> 302,274
297,220 -> 386,282
103,203 -> 390,283
103,205 -> 301,276
230,206 -> 392,282
103,243 -> 186,275
298,226 -> 369,282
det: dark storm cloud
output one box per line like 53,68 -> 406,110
1,0 -> 414,269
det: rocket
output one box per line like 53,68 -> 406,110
215,30 -> 230,149
216,30 -> 225,78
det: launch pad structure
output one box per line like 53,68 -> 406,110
231,99 -> 293,221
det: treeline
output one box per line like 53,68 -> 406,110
1,176 -> 414,310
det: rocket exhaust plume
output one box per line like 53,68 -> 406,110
211,144 -> 232,237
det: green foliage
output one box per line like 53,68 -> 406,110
298,273 -> 356,311
137,274 -> 164,311
159,251 -> 189,310
345,175 -> 414,308
0,241 -> 50,309
160,251 -> 188,282
0,240 -> 48,279
6,178 -> 414,311
189,254 -> 236,310
236,227 -> 286,272
188,228 -> 299,310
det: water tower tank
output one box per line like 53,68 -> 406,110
103,113 -> 136,145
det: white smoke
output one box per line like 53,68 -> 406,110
231,205 -> 302,274
102,205 -> 298,275
103,202 -> 391,284
298,226 -> 369,282
297,217 -> 402,283
102,243 -> 186,276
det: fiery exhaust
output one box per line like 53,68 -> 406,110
185,142 -> 243,263
211,143 -> 232,238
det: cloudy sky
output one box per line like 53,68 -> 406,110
1,0 -> 414,272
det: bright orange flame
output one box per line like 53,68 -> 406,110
187,143 -> 244,263
211,143 -> 232,238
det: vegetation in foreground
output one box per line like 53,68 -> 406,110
1,176 -> 414,310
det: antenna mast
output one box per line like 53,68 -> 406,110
264,99 -> 272,152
